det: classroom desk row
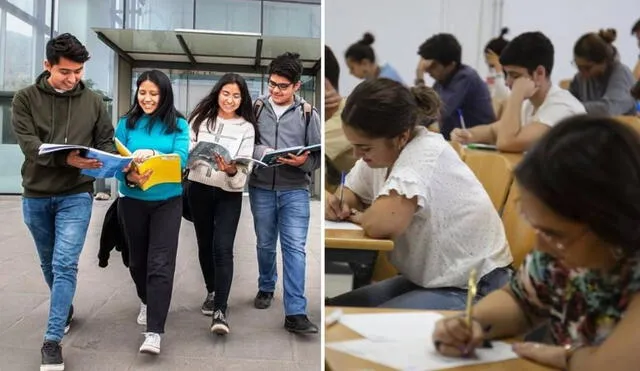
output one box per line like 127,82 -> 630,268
325,306 -> 553,371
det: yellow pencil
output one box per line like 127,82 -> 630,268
465,268 -> 478,328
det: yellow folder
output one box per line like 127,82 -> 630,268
115,138 -> 182,191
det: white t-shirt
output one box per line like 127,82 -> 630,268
521,85 -> 586,127
269,97 -> 291,120
345,127 -> 513,288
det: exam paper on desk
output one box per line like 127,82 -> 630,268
326,338 -> 518,371
325,220 -> 363,230
338,312 -> 445,342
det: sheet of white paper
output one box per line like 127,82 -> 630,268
324,220 -> 362,230
327,338 -> 518,371
339,312 -> 443,342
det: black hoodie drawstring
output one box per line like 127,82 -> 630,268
64,97 -> 71,144
48,99 -> 55,143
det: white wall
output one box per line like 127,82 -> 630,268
326,0 -> 639,96
325,0 -> 498,96
502,0 -> 639,84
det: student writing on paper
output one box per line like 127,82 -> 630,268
569,29 -> 636,116
185,73 -> 257,335
249,52 -> 320,334
325,79 -> 513,310
114,70 -> 189,356
450,32 -> 586,153
415,33 -> 496,140
11,33 -> 116,371
433,116 -> 640,371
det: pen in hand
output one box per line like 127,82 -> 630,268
457,109 -> 467,131
339,171 -> 346,216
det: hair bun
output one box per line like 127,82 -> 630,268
360,32 -> 375,46
410,85 -> 441,120
599,28 -> 617,43
500,27 -> 509,38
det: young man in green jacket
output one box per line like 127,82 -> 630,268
12,33 -> 115,371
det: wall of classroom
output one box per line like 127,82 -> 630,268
326,0 -> 639,96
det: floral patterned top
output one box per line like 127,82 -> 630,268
510,250 -> 640,346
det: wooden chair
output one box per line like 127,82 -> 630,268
614,115 -> 640,134
501,182 -> 536,268
371,253 -> 398,282
448,140 -> 466,161
464,150 -> 514,214
559,79 -> 572,90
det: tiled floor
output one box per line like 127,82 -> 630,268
0,196 -> 321,371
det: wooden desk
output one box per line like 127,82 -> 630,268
463,148 -> 522,172
325,307 -> 553,371
325,229 -> 394,251
325,229 -> 394,290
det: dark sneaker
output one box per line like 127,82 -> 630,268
201,292 -> 214,316
41,340 -> 64,371
284,315 -> 318,334
64,305 -> 73,335
210,309 -> 230,335
253,291 -> 274,309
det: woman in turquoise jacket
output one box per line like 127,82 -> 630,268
114,69 -> 189,356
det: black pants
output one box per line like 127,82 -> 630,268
118,195 -> 182,334
187,181 -> 242,312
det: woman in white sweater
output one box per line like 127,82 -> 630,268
185,73 -> 257,335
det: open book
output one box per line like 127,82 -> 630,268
187,141 -> 257,172
115,138 -> 182,191
188,142 -> 321,170
259,144 -> 321,167
38,143 -> 131,179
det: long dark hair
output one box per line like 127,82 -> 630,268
515,115 -> 640,255
188,73 -> 257,140
124,69 -> 185,134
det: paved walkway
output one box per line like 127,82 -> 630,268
0,196 -> 321,370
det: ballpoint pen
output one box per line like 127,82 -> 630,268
339,171 -> 345,208
465,268 -> 477,328
457,109 -> 467,131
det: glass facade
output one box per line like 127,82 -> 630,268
0,0 -> 320,194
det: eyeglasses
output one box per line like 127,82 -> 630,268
268,80 -> 293,90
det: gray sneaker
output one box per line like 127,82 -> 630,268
210,309 -> 229,335
201,292 -> 214,316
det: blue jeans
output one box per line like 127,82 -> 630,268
328,267 -> 512,310
23,192 -> 93,342
249,187 -> 310,316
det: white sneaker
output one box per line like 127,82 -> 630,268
139,332 -> 161,355
137,303 -> 147,326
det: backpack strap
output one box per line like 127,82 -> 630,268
302,102 -> 312,145
253,99 -> 265,121
253,99 -> 265,145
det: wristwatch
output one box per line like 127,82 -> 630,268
125,173 -> 137,188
